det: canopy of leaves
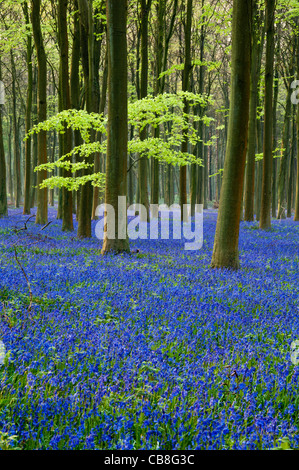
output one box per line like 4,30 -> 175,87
27,92 -> 214,191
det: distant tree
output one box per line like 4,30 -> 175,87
31,0 -> 48,225
244,0 -> 264,222
137,0 -> 152,222
180,0 -> 192,222
260,0 -> 275,229
295,19 -> 299,221
22,1 -> 33,216
58,0 -> 73,232
0,60 -> 7,217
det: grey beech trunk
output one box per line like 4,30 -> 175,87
58,0 -> 73,232
77,0 -> 97,237
31,0 -> 48,225
211,0 -> 251,270
10,50 -> 21,208
295,34 -> 299,221
271,65 -> 279,218
101,0 -> 129,254
70,0 -> 82,220
22,2 -> 33,216
180,0 -> 192,222
0,61 -> 7,217
277,76 -> 293,219
244,1 -> 264,222
138,0 -> 152,221
259,0 -> 275,230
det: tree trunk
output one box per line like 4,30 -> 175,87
294,23 -> 299,221
244,1 -> 263,221
101,0 -> 129,254
137,0 -> 151,221
0,60 -> 7,217
277,79 -> 293,219
7,121 -> 13,205
10,50 -> 21,208
259,0 -> 275,229
180,0 -> 192,222
77,0 -> 96,237
70,0 -> 82,221
58,0 -> 74,232
271,65 -> 279,218
30,67 -> 38,209
287,114 -> 296,218
211,0 -> 251,270
31,0 -> 48,225
23,2 -> 33,216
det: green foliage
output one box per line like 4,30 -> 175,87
27,92 -> 214,191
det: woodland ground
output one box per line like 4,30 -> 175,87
0,208 -> 298,450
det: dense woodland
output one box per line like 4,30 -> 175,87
0,0 -> 298,268
0,0 -> 299,451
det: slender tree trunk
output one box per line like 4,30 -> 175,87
92,47 -> 108,219
0,61 -> 7,217
244,1 -> 263,221
137,0 -> 151,221
287,115 -> 296,218
151,0 -> 164,214
101,0 -> 129,254
180,0 -> 192,222
8,122 -> 13,205
30,67 -> 37,209
31,0 -> 48,225
277,79 -> 293,219
272,65 -> 279,217
70,0 -> 82,221
23,2 -> 33,215
211,0 -> 251,270
10,50 -> 21,208
295,103 -> 299,219
77,0 -> 98,237
255,115 -> 263,220
294,21 -> 299,221
204,125 -> 209,209
260,0 -> 275,229
91,4 -> 106,219
58,0 -> 73,231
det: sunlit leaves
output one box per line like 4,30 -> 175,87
27,91 -> 214,191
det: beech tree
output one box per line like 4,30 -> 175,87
259,0 -> 275,229
101,0 -> 130,254
0,60 -> 7,217
211,0 -> 252,269
31,0 -> 48,225
58,0 -> 73,232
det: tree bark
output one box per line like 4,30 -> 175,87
77,0 -> 96,237
31,0 -> 48,225
259,0 -> 275,229
58,0 -> 74,232
211,0 -> 251,270
180,0 -> 192,222
23,2 -> 33,216
0,60 -> 7,217
277,79 -> 293,219
137,0 -> 152,221
244,1 -> 263,221
10,50 -> 21,208
101,0 -> 130,254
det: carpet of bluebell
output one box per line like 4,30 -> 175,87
0,207 -> 298,450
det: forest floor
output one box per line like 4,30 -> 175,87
0,208 -> 298,450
